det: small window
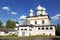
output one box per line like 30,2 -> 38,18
42,27 -> 44,30
24,29 -> 27,30
46,27 -> 48,30
18,28 -> 19,30
29,29 -> 32,31
5,31 -> 8,33
35,21 -> 37,24
42,20 -> 44,24
38,27 -> 40,30
50,27 -> 53,29
43,33 -> 45,35
21,29 -> 23,30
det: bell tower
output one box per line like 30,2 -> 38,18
36,5 -> 48,16
36,5 -> 42,16
29,9 -> 33,17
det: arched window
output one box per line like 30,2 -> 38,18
42,27 -> 44,30
5,31 -> 8,33
24,29 -> 27,30
42,20 -> 44,24
29,29 -> 32,31
50,27 -> 53,29
35,21 -> 37,24
38,27 -> 40,30
21,29 -> 23,30
18,28 -> 19,30
46,27 -> 48,30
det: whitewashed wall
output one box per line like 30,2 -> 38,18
0,31 -> 5,36
18,27 -> 30,36
27,16 -> 50,25
0,31 -> 17,36
18,26 -> 55,36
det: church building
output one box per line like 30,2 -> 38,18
15,5 -> 56,36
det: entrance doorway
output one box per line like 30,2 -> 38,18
22,31 -> 25,36
43,33 -> 45,35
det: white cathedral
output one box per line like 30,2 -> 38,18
15,5 -> 56,36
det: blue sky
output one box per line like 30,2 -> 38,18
0,0 -> 60,25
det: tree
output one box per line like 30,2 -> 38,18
56,24 -> 60,36
6,20 -> 16,29
0,20 -> 3,27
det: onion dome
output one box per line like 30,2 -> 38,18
42,7 -> 46,11
36,5 -> 42,10
29,9 -> 33,13
16,22 -> 19,27
16,22 -> 19,24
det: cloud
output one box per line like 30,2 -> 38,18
11,12 -> 17,15
51,14 -> 60,21
19,15 -> 27,19
2,6 -> 10,11
2,6 -> 17,15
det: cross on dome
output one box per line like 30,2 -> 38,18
36,5 -> 42,10
37,5 -> 46,11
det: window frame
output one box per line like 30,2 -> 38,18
35,21 -> 37,24
42,20 -> 44,24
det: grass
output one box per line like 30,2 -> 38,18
0,35 -> 60,38
21,35 -> 57,38
0,34 -> 20,38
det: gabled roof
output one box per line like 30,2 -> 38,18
0,28 -> 16,32
22,19 -> 30,25
0,28 -> 8,32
